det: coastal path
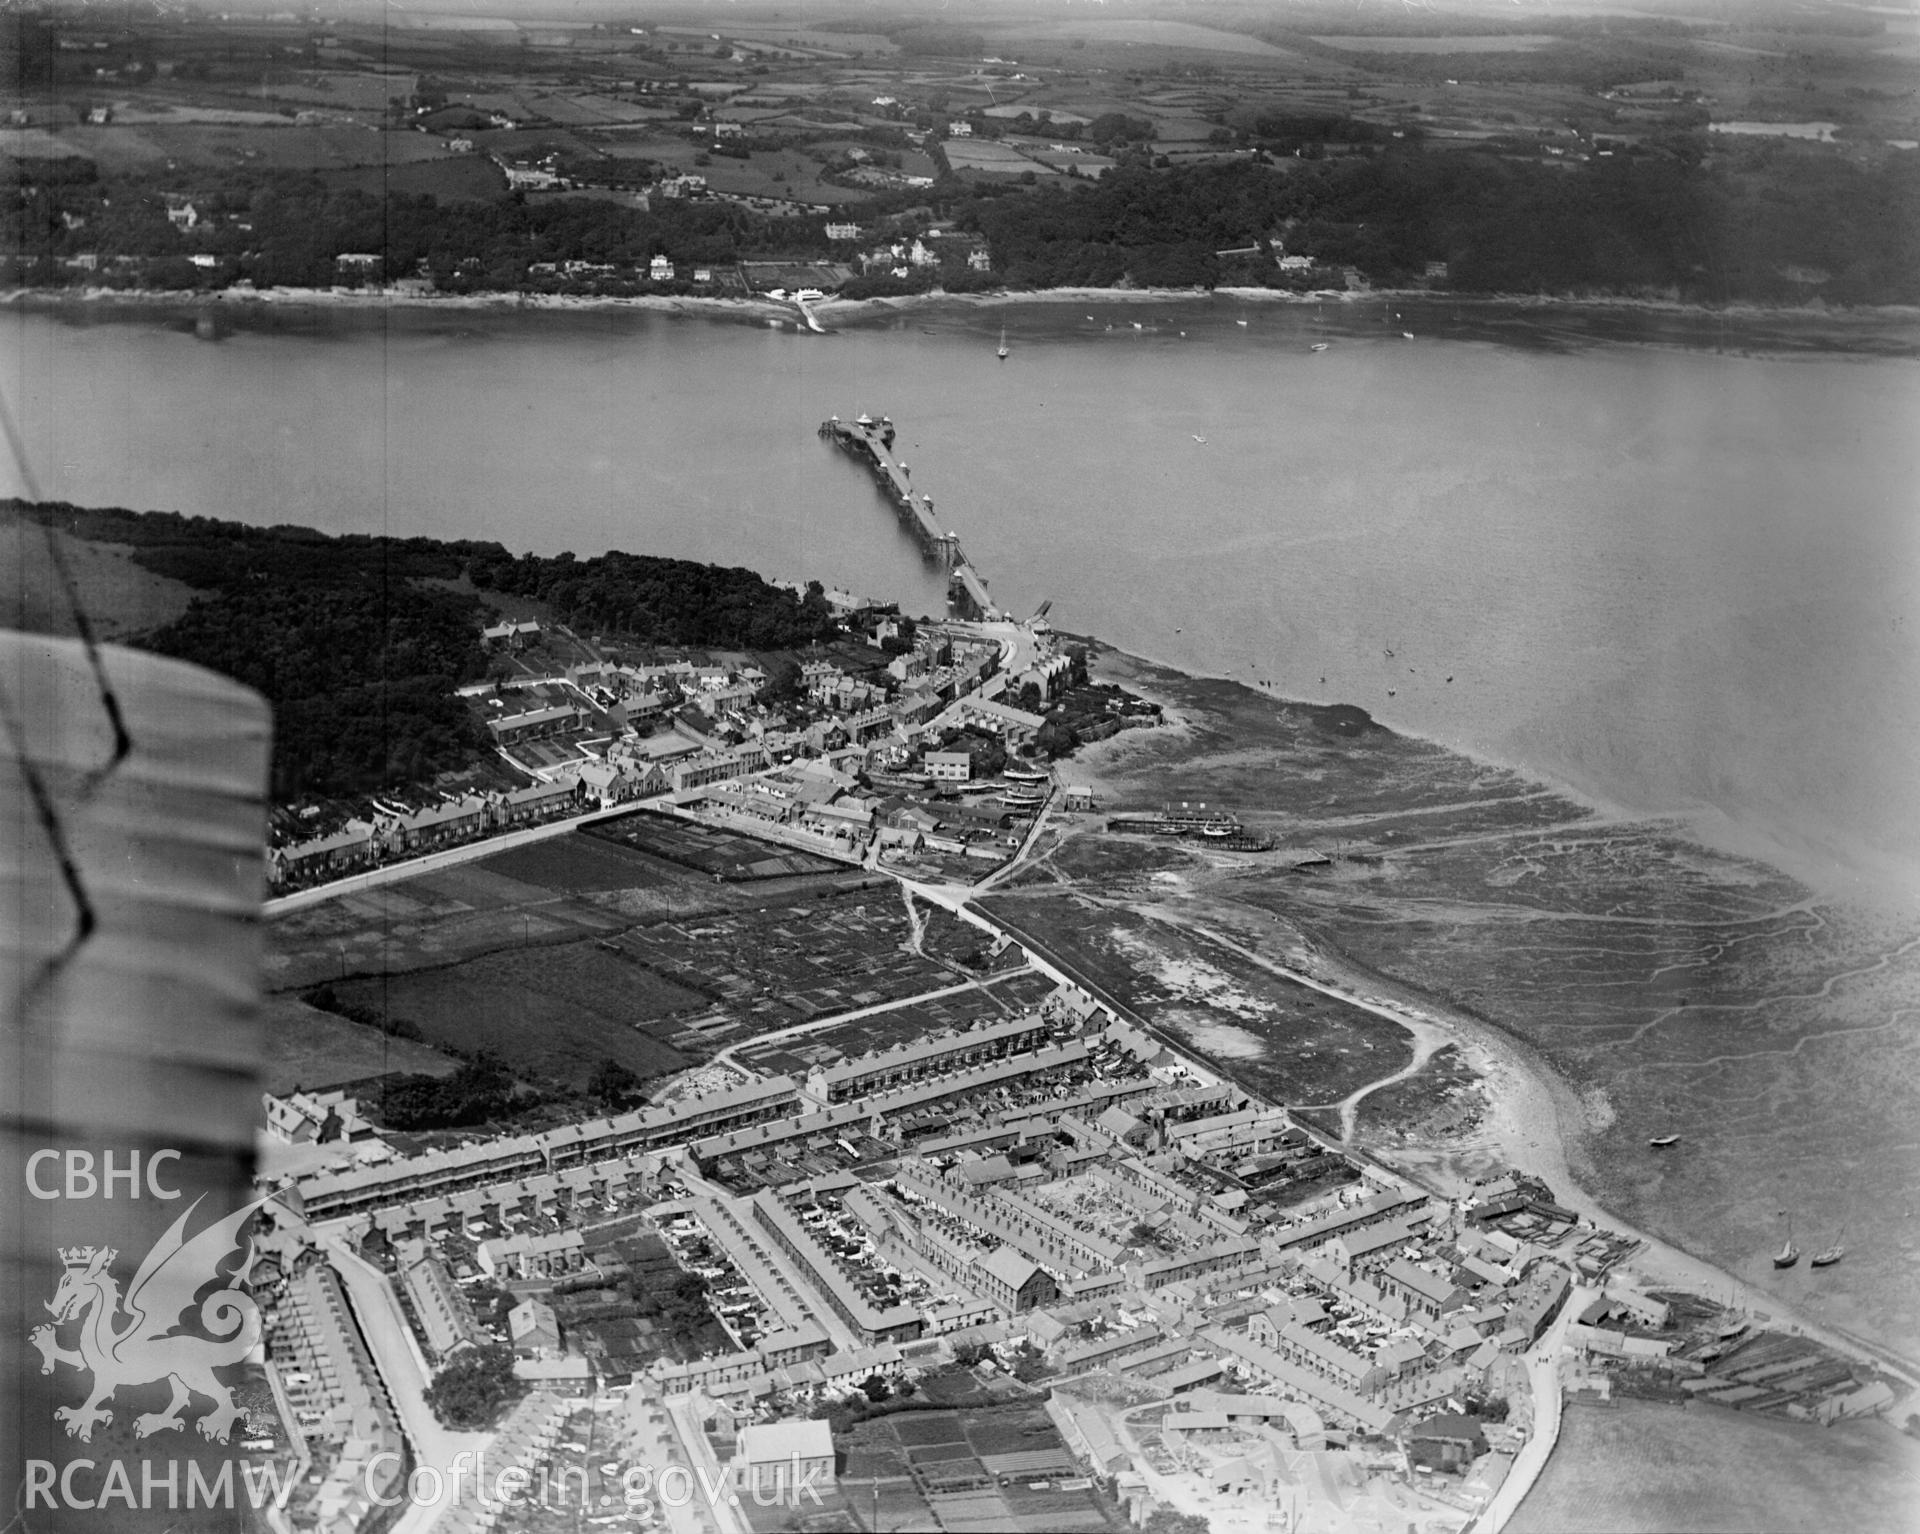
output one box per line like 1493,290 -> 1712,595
1480,1287 -> 1584,1533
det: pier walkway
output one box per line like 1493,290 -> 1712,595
819,414 -> 1002,620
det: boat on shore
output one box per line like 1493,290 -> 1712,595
1773,1215 -> 1800,1269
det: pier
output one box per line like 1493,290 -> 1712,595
819,414 -> 1002,620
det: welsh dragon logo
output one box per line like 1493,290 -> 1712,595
29,1196 -> 267,1444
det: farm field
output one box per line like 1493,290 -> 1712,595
945,139 -> 1056,176
587,813 -> 848,880
330,939 -> 700,1089
1309,34 -> 1565,53
615,888 -> 951,1029
998,20 -> 1302,58
260,993 -> 462,1094
264,822 -> 897,1094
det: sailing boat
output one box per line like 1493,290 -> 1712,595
1773,1214 -> 1800,1269
1811,1229 -> 1847,1268
996,325 -> 1009,361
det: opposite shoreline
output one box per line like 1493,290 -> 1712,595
9,281 -> 1920,357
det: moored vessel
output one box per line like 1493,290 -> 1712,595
1773,1215 -> 1800,1269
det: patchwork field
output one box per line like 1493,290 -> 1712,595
266,821 -> 888,1092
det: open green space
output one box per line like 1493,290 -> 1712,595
260,992 -> 462,1094
977,891 -> 1413,1106
331,940 -> 700,1091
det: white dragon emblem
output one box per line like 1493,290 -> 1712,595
29,1195 -> 267,1444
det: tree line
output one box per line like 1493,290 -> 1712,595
467,548 -> 838,651
959,151 -> 1920,304
7,133 -> 1914,305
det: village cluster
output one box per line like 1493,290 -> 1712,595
268,609 -> 1087,894
237,947 -> 1902,1534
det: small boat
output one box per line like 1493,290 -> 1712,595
1811,1229 -> 1846,1268
1402,331 -> 1415,340
1192,434 -> 1207,444
1773,1216 -> 1799,1269
1310,342 -> 1330,353
1649,1134 -> 1680,1148
997,325 -> 1008,361
1236,318 -> 1249,327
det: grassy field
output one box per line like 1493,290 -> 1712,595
331,940 -> 700,1089
330,154 -> 504,201
0,518 -> 197,642
261,993 -> 462,1094
977,891 -> 1413,1106
1310,35 -> 1564,54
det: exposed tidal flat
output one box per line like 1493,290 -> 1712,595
1044,648 -> 1920,1373
1508,1398 -> 1920,1533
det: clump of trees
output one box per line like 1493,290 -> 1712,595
467,549 -> 837,651
374,1052 -> 518,1130
424,1344 -> 524,1429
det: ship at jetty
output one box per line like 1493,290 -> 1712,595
1106,802 -> 1274,851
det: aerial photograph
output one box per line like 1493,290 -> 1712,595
1,0 -> 1917,1530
